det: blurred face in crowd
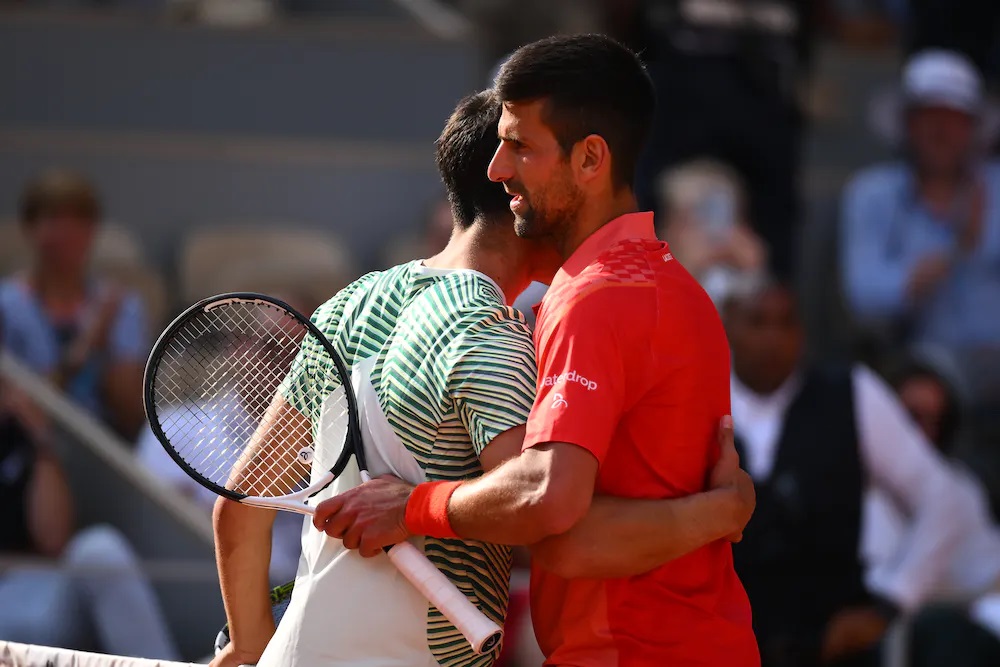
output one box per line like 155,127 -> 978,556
24,207 -> 96,277
906,105 -> 976,177
726,285 -> 804,395
897,373 -> 949,448
488,100 -> 585,244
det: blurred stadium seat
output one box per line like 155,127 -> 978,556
178,227 -> 358,310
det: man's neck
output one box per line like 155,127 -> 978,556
423,221 -> 534,305
916,167 -> 970,211
557,188 -> 638,261
734,370 -> 795,399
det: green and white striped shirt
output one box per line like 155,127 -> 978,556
259,261 -> 536,667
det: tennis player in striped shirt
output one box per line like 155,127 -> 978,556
212,90 -> 754,667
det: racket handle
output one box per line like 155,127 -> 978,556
386,540 -> 504,655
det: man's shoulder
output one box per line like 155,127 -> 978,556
311,268 -> 391,323
843,162 -> 907,202
543,243 -> 664,324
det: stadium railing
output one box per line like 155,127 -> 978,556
0,352 -> 222,661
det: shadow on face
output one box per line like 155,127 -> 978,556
489,100 -> 583,243
897,374 -> 949,447
23,210 -> 97,277
906,106 -> 976,177
725,284 -> 804,395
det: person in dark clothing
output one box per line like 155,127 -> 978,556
723,278 -> 966,667
904,0 -> 1000,88
0,324 -> 178,658
608,0 -> 818,278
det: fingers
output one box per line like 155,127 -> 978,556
719,414 -> 734,438
342,524 -> 363,551
718,415 -> 737,458
359,538 -> 384,559
311,495 -> 344,531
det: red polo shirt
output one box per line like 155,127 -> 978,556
523,212 -> 758,666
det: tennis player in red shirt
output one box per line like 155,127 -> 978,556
316,34 -> 758,666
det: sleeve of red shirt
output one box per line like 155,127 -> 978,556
522,288 -> 628,465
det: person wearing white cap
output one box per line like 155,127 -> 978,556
839,49 -> 1000,357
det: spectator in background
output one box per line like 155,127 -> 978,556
842,50 -> 1000,355
656,159 -> 768,305
0,328 -> 177,659
611,0 -> 818,278
724,278 -> 965,667
863,350 -> 1000,667
888,348 -> 968,455
0,170 -> 148,441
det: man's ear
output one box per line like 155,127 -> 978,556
574,134 -> 611,185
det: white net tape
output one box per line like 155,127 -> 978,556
0,642 -> 201,667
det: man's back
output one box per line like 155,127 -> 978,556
262,262 -> 536,667
525,216 -> 757,665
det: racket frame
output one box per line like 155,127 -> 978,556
144,292 -> 503,655
143,293 -> 356,505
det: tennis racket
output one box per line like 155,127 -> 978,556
143,293 -> 503,655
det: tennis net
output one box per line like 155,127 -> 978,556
0,642 -> 203,667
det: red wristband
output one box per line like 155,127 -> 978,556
405,481 -> 462,539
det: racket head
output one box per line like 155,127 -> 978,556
143,292 -> 360,503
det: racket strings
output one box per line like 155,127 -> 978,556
151,300 -> 350,498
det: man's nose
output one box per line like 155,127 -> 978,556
487,143 -> 511,183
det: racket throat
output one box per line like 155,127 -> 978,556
237,470 -> 336,515
240,496 -> 316,515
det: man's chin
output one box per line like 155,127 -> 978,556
513,217 -> 538,239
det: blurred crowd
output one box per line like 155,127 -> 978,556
2,1 -> 1000,667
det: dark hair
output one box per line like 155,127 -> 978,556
494,33 -> 655,189
19,169 -> 101,225
722,274 -> 799,317
888,357 -> 963,452
435,90 -> 511,228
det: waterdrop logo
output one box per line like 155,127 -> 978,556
542,370 -> 598,391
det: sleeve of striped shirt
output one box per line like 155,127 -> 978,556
447,315 -> 537,456
281,290 -> 353,423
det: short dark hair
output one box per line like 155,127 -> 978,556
19,169 -> 101,225
888,356 -> 963,452
435,90 -> 511,228
494,33 -> 655,189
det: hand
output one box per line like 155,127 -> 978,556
820,606 -> 889,664
312,475 -> 414,557
209,643 -> 260,667
59,288 -> 123,384
0,388 -> 51,448
709,415 -> 755,542
907,253 -> 952,302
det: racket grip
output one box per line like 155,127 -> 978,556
386,540 -> 503,655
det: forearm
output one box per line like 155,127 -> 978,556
102,364 -> 145,439
438,447 -> 591,545
878,477 -> 965,611
213,498 -> 277,659
446,459 -> 558,545
27,456 -> 74,557
530,489 -> 741,579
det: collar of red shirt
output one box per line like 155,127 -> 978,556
548,211 -> 657,292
